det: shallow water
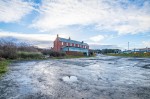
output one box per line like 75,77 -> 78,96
0,55 -> 150,99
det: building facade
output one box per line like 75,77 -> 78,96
53,35 -> 89,56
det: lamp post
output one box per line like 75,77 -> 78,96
128,42 -> 129,51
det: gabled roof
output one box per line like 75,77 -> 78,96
58,37 -> 88,46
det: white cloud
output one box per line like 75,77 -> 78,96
89,34 -> 116,44
31,0 -> 150,34
142,41 -> 150,47
0,0 -> 33,23
0,30 -> 69,42
89,44 -> 120,49
0,31 -> 53,41
0,30 -> 70,48
90,35 -> 105,42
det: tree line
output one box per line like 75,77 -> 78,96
92,49 -> 121,54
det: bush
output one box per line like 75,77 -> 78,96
60,52 -> 66,57
65,51 -> 84,56
0,40 -> 43,59
0,41 -> 17,59
42,49 -> 52,55
41,50 -> 66,57
17,51 -> 43,59
17,43 -> 38,52
88,52 -> 93,56
49,51 -> 66,57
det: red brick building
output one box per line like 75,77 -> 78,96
52,34 -> 89,56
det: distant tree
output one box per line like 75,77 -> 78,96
101,49 -> 121,54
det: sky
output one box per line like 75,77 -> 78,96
0,0 -> 150,50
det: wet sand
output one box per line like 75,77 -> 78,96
0,55 -> 150,99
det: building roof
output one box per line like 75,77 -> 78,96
58,37 -> 88,46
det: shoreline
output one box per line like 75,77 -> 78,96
106,53 -> 150,58
0,55 -> 95,77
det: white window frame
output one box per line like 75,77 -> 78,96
66,43 -> 68,46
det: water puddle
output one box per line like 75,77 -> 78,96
62,76 -> 78,82
142,64 -> 150,69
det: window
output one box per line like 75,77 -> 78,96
70,43 -> 72,46
62,42 -> 63,45
66,43 -> 68,46
76,44 -> 78,47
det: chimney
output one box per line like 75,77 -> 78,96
82,41 -> 84,43
57,34 -> 59,38
69,37 -> 71,40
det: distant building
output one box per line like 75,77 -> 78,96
52,34 -> 89,56
139,48 -> 150,52
122,47 -> 150,53
122,50 -> 132,53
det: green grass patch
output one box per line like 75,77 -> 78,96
107,52 -> 150,58
17,51 -> 44,60
0,60 -> 10,77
